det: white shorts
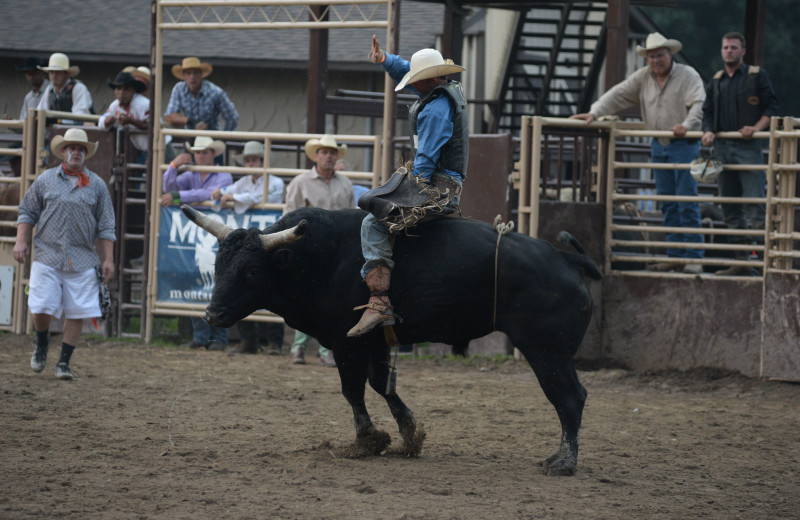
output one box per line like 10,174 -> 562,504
28,261 -> 101,319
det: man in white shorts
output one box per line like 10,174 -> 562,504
14,128 -> 115,380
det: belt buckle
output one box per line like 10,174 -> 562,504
657,137 -> 671,146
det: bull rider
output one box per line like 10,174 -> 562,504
347,36 -> 469,337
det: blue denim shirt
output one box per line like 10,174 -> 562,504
165,80 -> 239,131
382,54 -> 459,181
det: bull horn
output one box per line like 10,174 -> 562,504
181,204 -> 234,241
260,220 -> 307,251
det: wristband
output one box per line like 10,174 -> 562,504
170,161 -> 176,169
186,118 -> 196,128
380,52 -> 386,63
170,191 -> 180,205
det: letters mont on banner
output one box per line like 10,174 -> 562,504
157,206 -> 281,304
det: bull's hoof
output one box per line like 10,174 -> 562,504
543,452 -> 577,476
400,422 -> 426,457
335,430 -> 392,458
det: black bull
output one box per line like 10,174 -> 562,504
182,205 -> 602,476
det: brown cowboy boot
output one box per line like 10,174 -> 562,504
347,266 -> 395,337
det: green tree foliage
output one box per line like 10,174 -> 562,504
641,0 -> 799,117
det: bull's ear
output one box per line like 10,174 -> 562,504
273,248 -> 294,270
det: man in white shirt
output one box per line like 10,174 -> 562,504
98,71 -> 150,162
211,140 -> 284,213
35,53 -> 94,118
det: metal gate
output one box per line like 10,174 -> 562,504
518,115 -> 800,381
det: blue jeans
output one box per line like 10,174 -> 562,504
651,139 -> 703,259
716,139 -> 766,244
192,317 -> 228,346
360,174 -> 461,278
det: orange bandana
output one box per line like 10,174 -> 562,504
63,163 -> 90,188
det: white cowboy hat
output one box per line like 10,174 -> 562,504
38,53 -> 80,77
51,128 -> 98,159
395,48 -> 464,92
304,135 -> 347,161
172,57 -> 213,80
233,140 -> 265,165
635,32 -> 682,57
185,136 -> 226,157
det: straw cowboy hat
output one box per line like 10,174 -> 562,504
185,136 -> 225,157
172,57 -> 213,80
108,71 -> 146,93
38,53 -> 80,77
51,128 -> 98,159
122,66 -> 151,89
635,32 -> 682,57
304,135 -> 347,161
395,48 -> 464,92
233,140 -> 265,165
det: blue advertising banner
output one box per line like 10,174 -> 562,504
157,206 -> 282,304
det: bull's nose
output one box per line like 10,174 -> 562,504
205,307 -> 224,326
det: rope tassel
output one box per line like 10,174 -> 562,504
492,215 -> 514,330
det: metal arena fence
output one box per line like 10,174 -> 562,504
517,115 -> 800,278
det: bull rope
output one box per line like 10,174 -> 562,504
492,215 -> 514,330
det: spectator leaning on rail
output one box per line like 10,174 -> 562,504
571,32 -> 706,274
701,31 -> 779,277
283,135 -> 354,367
346,35 -> 468,337
161,136 -> 233,351
164,57 -> 239,132
35,53 -> 94,117
211,140 -> 285,214
160,136 -> 233,208
14,128 -> 115,381
98,71 -> 150,163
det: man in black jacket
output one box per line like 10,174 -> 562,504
701,31 -> 779,275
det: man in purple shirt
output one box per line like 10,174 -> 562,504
160,135 -> 232,350
160,136 -> 232,207
347,36 -> 468,337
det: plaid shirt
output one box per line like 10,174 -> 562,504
18,165 -> 116,272
165,80 -> 239,131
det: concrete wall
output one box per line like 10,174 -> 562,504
603,277 -> 763,377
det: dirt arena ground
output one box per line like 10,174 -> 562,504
1,333 -> 798,520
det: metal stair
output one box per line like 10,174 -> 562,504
498,2 -> 607,135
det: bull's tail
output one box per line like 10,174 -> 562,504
557,231 -> 603,280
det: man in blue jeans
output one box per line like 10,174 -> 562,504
571,33 -> 707,273
701,31 -> 779,276
347,35 -> 468,336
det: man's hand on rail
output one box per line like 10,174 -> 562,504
701,132 -> 715,147
569,113 -> 595,123
671,124 -> 688,138
739,125 -> 757,139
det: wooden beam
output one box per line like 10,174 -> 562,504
744,0 -> 766,66
307,5 -> 329,138
605,0 -> 630,91
442,3 -> 464,64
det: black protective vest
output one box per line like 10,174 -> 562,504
711,65 -> 762,132
47,79 -> 94,114
408,81 -> 469,178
